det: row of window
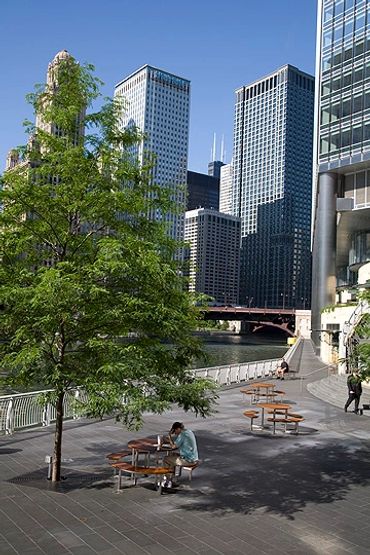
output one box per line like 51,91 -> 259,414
320,119 -> 370,154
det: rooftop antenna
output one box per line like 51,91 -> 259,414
212,132 -> 216,162
220,135 -> 225,163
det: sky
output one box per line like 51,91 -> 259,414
0,0 -> 317,173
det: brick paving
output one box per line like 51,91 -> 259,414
1,339 -> 370,554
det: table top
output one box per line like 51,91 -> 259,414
128,437 -> 173,452
251,383 -> 275,389
256,402 -> 291,410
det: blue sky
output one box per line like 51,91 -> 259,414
0,0 -> 317,173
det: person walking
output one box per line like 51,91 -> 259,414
344,370 -> 363,414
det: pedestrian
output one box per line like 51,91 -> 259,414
344,370 -> 362,414
163,422 -> 199,487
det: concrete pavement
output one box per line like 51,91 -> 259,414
1,340 -> 370,554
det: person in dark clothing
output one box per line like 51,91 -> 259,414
344,371 -> 363,414
276,358 -> 289,380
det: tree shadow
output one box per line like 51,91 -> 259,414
178,430 -> 370,520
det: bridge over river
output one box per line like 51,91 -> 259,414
203,306 -> 310,337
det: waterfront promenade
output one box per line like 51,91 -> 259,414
1,339 -> 370,554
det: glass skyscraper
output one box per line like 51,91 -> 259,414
312,0 -> 370,347
233,65 -> 315,309
114,65 -> 190,241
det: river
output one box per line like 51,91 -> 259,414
196,331 -> 288,368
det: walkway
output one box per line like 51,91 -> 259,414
1,340 -> 370,554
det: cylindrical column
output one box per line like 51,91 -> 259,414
311,172 -> 337,347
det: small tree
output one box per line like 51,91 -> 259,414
0,54 -> 217,482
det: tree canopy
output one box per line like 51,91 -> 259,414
0,54 -> 217,480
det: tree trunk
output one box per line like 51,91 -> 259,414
52,391 -> 65,482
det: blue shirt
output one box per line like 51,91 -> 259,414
174,429 -> 198,462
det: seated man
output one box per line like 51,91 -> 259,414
275,358 -> 289,380
163,422 -> 199,487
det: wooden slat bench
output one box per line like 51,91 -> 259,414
110,461 -> 173,494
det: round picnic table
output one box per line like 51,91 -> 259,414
128,437 -> 175,465
256,402 -> 291,426
241,382 -> 276,403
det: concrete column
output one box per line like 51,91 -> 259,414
311,172 -> 337,347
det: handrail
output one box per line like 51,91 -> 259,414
0,340 -> 301,435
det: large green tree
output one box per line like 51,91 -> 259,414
0,55 -> 216,482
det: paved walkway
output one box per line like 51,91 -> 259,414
1,340 -> 370,555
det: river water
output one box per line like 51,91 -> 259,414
196,331 -> 288,368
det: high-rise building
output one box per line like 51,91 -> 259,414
219,162 -> 233,214
312,0 -> 370,352
184,208 -> 240,305
208,160 -> 225,179
186,170 -> 219,210
233,65 -> 315,309
114,65 -> 190,241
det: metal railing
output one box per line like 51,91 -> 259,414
0,339 -> 301,435
338,299 -> 370,374
0,388 -> 87,435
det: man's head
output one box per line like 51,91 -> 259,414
170,422 -> 184,435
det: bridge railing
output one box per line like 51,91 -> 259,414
0,340 -> 301,435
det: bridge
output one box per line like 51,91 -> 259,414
203,306 -> 296,336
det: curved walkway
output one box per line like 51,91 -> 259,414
1,340 -> 370,555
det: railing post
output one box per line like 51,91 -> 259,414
73,389 -> 80,420
5,398 -> 14,435
42,402 -> 51,427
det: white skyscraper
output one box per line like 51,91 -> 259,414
219,162 -> 233,214
114,65 -> 190,241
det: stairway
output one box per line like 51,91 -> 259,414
307,375 -> 370,416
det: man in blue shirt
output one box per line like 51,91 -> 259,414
163,422 -> 199,487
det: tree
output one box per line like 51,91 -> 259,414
0,53 -> 217,482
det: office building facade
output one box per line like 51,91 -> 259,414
233,65 -> 315,309
114,65 -> 190,241
312,0 -> 370,350
184,208 -> 241,305
186,170 -> 219,210
219,162 -> 234,214
208,160 -> 225,179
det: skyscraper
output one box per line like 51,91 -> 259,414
186,170 -> 219,210
233,65 -> 315,309
114,65 -> 190,241
312,0 -> 370,349
219,162 -> 233,214
184,208 -> 241,305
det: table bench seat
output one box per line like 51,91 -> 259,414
110,461 -> 173,494
267,416 -> 304,434
243,410 -> 260,430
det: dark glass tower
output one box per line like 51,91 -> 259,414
233,65 -> 315,309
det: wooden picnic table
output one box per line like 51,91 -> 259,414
256,402 -> 291,426
241,382 -> 277,403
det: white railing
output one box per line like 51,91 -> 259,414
0,339 -> 301,435
338,299 -> 370,374
193,337 -> 301,385
0,388 -> 87,435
